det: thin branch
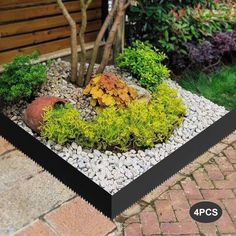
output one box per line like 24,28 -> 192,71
85,0 -> 119,85
97,0 -> 130,74
85,0 -> 93,9
123,0 -> 131,10
56,0 -> 78,83
78,0 -> 92,87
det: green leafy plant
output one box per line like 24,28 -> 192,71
116,41 -> 170,91
0,52 -> 47,103
127,1 -> 236,52
41,83 -> 186,151
178,66 -> 236,110
83,72 -> 137,108
163,2 -> 236,51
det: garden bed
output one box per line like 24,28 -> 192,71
1,57 -> 236,218
1,0 -> 236,219
2,59 -> 229,194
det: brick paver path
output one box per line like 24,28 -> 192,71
0,131 -> 236,236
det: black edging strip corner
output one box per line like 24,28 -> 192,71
111,109 -> 236,218
0,113 -> 112,217
0,109 -> 236,218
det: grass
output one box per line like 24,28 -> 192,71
178,66 -> 236,110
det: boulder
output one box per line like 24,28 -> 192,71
123,78 -> 152,103
23,96 -> 66,133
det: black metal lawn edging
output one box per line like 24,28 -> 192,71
0,110 -> 236,218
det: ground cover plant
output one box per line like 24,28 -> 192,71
41,83 -> 186,152
116,41 -> 170,91
0,52 -> 47,104
178,66 -> 236,110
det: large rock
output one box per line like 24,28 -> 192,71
124,78 -> 152,103
23,96 -> 66,133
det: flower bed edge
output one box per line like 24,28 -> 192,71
0,110 -> 235,219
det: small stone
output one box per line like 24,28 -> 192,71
62,147 -> 68,153
78,162 -> 86,169
130,149 -> 136,154
72,154 -> 78,159
71,142 -> 78,149
125,170 -> 133,179
105,151 -> 112,156
150,158 -> 156,165
77,146 -> 82,154
54,144 -> 62,151
94,150 -> 101,156
88,153 -> 93,158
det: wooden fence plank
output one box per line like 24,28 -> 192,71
0,20 -> 101,51
0,31 -> 98,64
0,9 -> 101,37
0,0 -> 56,7
0,0 -> 102,23
0,0 -> 107,65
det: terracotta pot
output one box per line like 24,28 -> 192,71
23,96 -> 66,133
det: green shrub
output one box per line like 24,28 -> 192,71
116,41 -> 170,91
127,1 -> 236,52
0,52 -> 47,103
41,83 -> 186,151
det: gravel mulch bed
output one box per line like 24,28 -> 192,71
3,59 -> 228,194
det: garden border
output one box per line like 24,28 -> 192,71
0,110 -> 236,218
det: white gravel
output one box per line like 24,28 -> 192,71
3,59 -> 228,194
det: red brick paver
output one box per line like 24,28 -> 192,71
161,221 -> 199,235
1,131 -> 236,236
154,199 -> 176,222
124,223 -> 142,236
44,197 -> 116,236
223,199 -> 236,222
140,209 -> 161,235
224,148 -> 236,163
113,131 -> 236,236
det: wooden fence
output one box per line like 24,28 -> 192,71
0,0 -> 107,64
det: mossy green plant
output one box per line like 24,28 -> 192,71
116,41 -> 170,91
41,83 -> 186,151
0,52 -> 47,104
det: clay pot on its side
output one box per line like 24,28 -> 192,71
23,96 -> 66,133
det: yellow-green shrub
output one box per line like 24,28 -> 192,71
41,83 -> 186,151
83,72 -> 137,108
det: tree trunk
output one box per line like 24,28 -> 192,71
96,1 -> 127,74
84,0 -> 119,85
56,0 -> 78,84
78,0 -> 87,87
